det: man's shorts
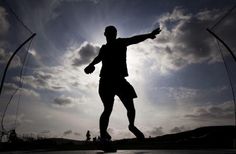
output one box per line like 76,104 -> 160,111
99,77 -> 137,102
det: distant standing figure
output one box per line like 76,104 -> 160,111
86,130 -> 91,141
8,129 -> 17,143
84,25 -> 161,141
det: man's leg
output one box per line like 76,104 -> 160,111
99,97 -> 114,140
119,97 -> 145,139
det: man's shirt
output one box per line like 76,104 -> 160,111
99,38 -> 129,78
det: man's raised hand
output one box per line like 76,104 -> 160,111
150,27 -> 161,39
84,65 -> 95,74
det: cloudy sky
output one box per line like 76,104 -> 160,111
0,0 -> 236,140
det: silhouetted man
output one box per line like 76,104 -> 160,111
84,25 -> 161,141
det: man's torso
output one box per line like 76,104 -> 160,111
99,38 -> 128,78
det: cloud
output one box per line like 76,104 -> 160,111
159,7 -> 191,24
147,126 -> 164,137
159,86 -> 230,106
16,74 -> 49,90
52,94 -> 86,107
0,6 -> 9,35
210,8 -> 236,52
0,48 -> 21,68
3,82 -> 39,97
63,130 -> 72,136
34,71 -> 53,81
53,95 -> 75,106
185,101 -> 234,123
71,42 -> 100,67
0,48 -> 7,63
158,7 -> 219,61
74,132 -> 81,136
40,130 -> 50,134
17,71 -> 65,91
170,126 -> 187,134
132,7 -> 231,74
165,86 -> 198,102
27,49 -> 45,68
14,56 -> 96,96
1,113 -> 34,130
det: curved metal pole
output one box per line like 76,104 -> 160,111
211,5 -> 236,30
0,33 -> 36,95
206,28 -> 236,62
207,28 -> 236,126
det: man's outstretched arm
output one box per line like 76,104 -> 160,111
84,49 -> 103,74
123,27 -> 161,46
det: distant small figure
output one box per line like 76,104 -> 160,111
8,129 -> 17,143
93,137 -> 97,142
86,130 -> 91,141
85,25 -> 161,141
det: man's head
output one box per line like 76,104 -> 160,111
104,25 -> 117,42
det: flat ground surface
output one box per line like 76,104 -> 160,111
1,149 -> 236,154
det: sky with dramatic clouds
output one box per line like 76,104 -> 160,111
0,0 -> 236,140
